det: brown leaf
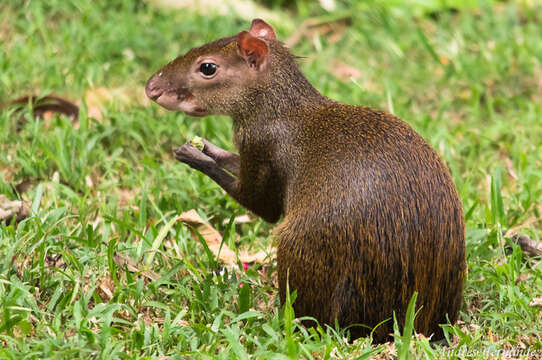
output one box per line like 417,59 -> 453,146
84,86 -> 138,121
115,187 -> 137,207
222,214 -> 252,225
439,56 -> 450,66
180,210 -> 222,244
499,154 -> 518,181
0,194 -> 30,223
45,254 -> 65,268
9,95 -> 79,120
371,341 -> 396,360
239,249 -> 269,264
97,277 -> 115,301
148,0 -> 282,23
529,297 -> 542,307
85,87 -> 112,121
179,209 -> 273,268
330,60 -> 362,81
285,17 -> 349,48
509,234 -> 542,257
0,164 -> 16,184
5,94 -> 79,131
180,209 -> 237,265
113,253 -> 160,281
15,179 -> 34,194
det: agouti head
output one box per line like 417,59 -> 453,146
145,19 -> 293,117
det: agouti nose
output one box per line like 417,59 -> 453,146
145,75 -> 164,100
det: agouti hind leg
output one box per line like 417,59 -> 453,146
331,276 -> 373,341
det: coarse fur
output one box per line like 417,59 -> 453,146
145,19 -> 466,343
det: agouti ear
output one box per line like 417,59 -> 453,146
249,18 -> 276,40
237,30 -> 270,70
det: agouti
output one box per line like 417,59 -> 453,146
145,19 -> 466,342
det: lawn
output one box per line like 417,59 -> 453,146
1,0 -> 542,358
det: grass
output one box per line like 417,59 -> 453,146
1,0 -> 542,358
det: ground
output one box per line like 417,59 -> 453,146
0,0 -> 541,358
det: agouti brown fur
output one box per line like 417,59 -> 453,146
145,19 -> 466,342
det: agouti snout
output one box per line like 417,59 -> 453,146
146,18 -> 466,343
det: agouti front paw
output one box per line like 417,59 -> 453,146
173,142 -> 217,171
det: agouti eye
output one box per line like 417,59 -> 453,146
199,63 -> 217,77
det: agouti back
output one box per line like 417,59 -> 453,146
145,19 -> 466,342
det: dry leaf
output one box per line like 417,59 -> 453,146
222,214 -> 252,225
97,277 -> 115,301
7,94 -> 79,131
0,194 -> 30,223
510,234 -> 542,257
319,0 -> 336,11
180,209 -> 223,245
115,187 -> 137,207
148,0 -> 282,23
45,254 -> 65,269
85,87 -> 112,121
238,249 -> 269,264
85,175 -> 94,188
372,341 -> 396,360
15,179 -> 33,194
285,17 -> 349,48
113,253 -> 160,281
84,86 -> 139,121
439,55 -> 450,65
180,209 -> 272,268
0,164 -> 16,184
529,297 -> 542,307
330,60 -> 362,81
180,209 -> 237,265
